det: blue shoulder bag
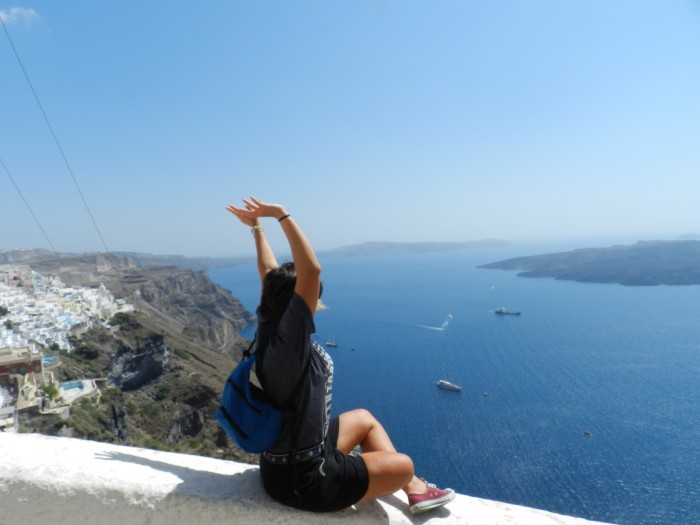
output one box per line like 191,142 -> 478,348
215,338 -> 307,454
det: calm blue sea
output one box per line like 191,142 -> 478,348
209,246 -> 700,525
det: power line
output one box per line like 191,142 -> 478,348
1,156 -> 60,257
1,15 -> 110,253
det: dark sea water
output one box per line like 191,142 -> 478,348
209,246 -> 700,525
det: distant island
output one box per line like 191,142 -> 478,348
479,240 -> 700,286
319,239 -> 508,258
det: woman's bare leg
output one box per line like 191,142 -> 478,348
337,409 -> 428,502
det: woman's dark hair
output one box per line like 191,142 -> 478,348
260,262 -> 296,322
259,262 -> 323,323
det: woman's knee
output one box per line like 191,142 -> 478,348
346,408 -> 374,421
342,408 -> 377,431
394,452 -> 415,480
365,450 -> 413,478
360,451 -> 414,500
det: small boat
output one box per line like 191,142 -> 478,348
325,335 -> 338,348
435,379 -> 462,391
495,307 -> 521,315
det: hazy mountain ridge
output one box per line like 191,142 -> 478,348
1,240 -> 508,271
115,252 -> 254,271
479,240 -> 700,286
0,249 -> 252,271
320,239 -> 509,257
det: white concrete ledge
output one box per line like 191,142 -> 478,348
0,433 -> 613,525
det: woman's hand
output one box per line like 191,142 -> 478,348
227,198 -> 281,281
227,197 -> 287,222
226,204 -> 258,227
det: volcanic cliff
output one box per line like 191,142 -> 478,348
13,252 -> 257,463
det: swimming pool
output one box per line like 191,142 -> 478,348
60,380 -> 84,392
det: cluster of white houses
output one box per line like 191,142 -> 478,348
1,267 -> 133,351
0,266 -> 134,431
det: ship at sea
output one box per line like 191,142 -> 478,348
495,306 -> 521,316
435,379 -> 462,391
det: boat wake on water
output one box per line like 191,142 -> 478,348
416,314 -> 454,331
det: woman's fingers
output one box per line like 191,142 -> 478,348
244,197 -> 263,206
230,196 -> 279,218
226,205 -> 244,216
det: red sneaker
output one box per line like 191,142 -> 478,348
408,479 -> 456,514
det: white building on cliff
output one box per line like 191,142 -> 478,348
0,267 -> 134,351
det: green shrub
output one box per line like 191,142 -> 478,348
173,348 -> 190,360
42,384 -> 59,400
109,313 -> 141,330
154,384 -> 172,401
142,401 -> 162,419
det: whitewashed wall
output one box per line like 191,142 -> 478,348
0,433 -> 614,525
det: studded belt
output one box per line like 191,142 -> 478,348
263,442 -> 324,465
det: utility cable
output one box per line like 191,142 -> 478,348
1,156 -> 61,257
1,15 -> 110,253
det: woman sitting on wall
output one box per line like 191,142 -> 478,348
226,196 -> 455,514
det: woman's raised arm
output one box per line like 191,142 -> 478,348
228,197 -> 321,315
226,204 -> 279,285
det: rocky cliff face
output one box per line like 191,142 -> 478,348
27,253 -> 254,354
108,334 -> 170,391
123,267 -> 250,352
17,253 -> 258,463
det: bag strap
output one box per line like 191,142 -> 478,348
242,334 -> 257,359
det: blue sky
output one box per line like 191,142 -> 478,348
2,1 -> 699,257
